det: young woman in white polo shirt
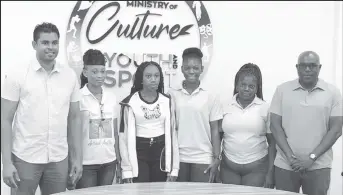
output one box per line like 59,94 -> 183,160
75,49 -> 121,189
119,61 -> 179,183
220,63 -> 276,188
168,47 -> 223,183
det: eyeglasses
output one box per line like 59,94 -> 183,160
297,63 -> 320,70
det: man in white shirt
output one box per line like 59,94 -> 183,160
168,47 -> 223,182
1,22 -> 82,195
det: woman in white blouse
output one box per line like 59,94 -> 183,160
76,49 -> 121,189
220,63 -> 276,188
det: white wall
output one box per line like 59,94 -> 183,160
1,1 -> 342,195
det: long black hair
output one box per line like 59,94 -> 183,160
80,49 -> 106,88
233,63 -> 264,100
130,61 -> 164,95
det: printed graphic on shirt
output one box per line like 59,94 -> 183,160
89,118 -> 112,139
141,104 -> 161,120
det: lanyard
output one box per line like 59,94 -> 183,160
94,93 -> 105,134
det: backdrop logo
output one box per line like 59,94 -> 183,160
65,1 -> 213,91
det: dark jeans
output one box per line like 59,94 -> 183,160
76,160 -> 117,189
275,166 -> 331,195
11,154 -> 68,195
220,154 -> 268,187
134,134 -> 167,182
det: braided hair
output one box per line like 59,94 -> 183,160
130,61 -> 164,95
233,63 -> 264,100
80,49 -> 106,88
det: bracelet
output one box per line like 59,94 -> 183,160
214,154 -> 222,161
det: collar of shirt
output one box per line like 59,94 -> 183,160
292,78 -> 327,92
172,80 -> 206,95
81,84 -> 105,104
230,93 -> 264,109
31,57 -> 62,73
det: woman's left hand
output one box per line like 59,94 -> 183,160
264,171 -> 275,189
166,176 -> 178,182
115,167 -> 122,184
204,159 -> 221,183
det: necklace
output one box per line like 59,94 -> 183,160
182,80 -> 200,89
88,85 -> 103,103
140,90 -> 157,103
94,93 -> 103,103
236,96 -> 250,109
182,81 -> 200,95
237,97 -> 243,107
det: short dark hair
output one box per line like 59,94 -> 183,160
80,49 -> 106,88
130,61 -> 164,95
182,47 -> 203,59
233,63 -> 264,100
33,22 -> 60,42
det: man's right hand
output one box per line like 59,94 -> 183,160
3,163 -> 20,188
286,154 -> 300,171
123,178 -> 133,183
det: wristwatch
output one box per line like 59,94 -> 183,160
309,153 -> 317,161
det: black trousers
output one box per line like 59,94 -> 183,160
134,134 -> 167,182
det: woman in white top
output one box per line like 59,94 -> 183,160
220,63 -> 276,188
119,61 -> 179,183
76,49 -> 121,189
168,47 -> 222,183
